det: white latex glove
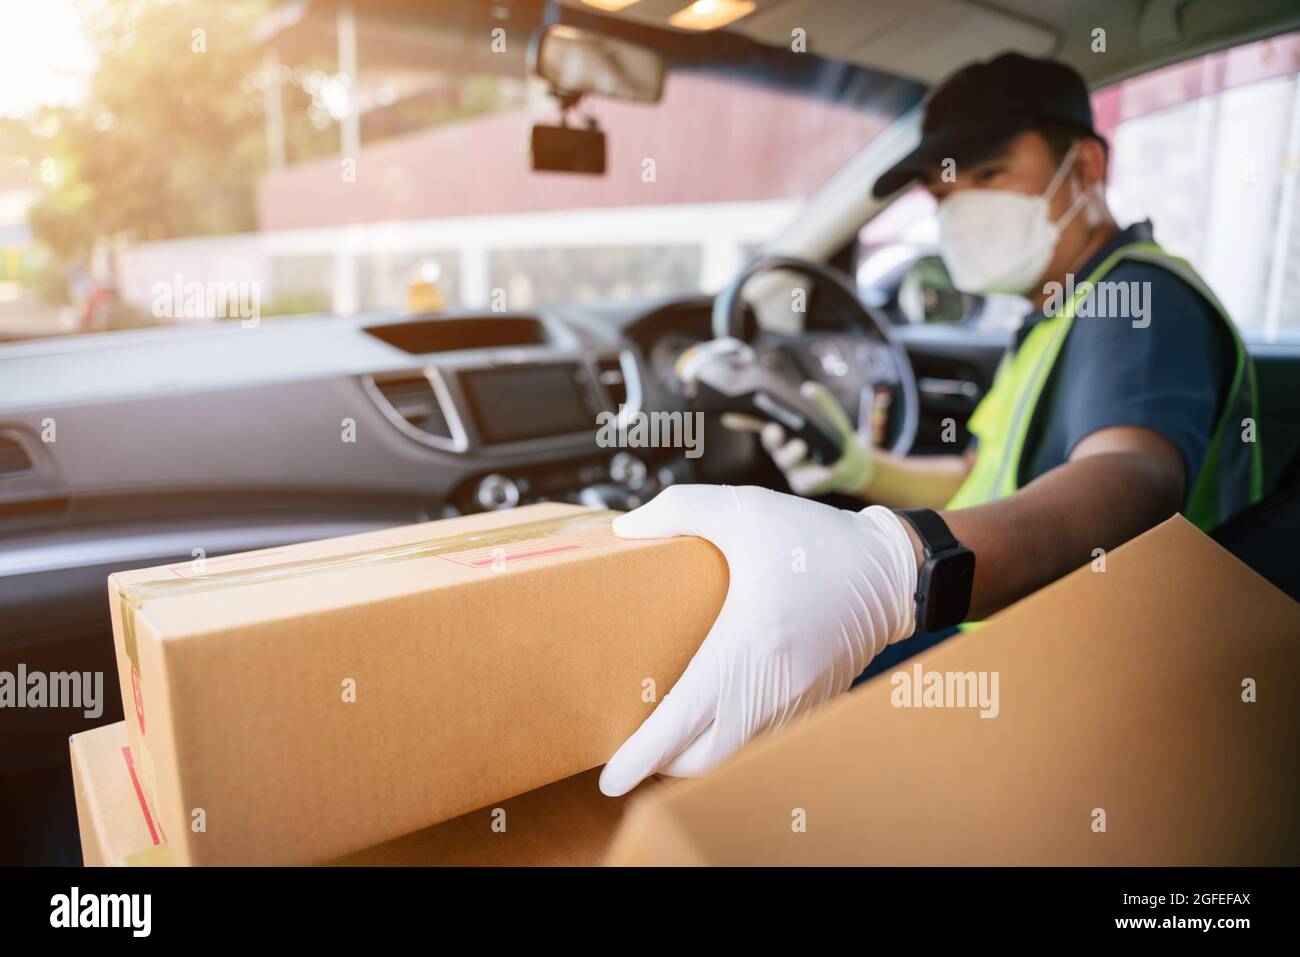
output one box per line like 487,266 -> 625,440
724,382 -> 875,497
599,484 -> 917,797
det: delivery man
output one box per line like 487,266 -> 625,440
598,53 -> 1262,797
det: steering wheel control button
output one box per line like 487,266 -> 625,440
475,473 -> 521,511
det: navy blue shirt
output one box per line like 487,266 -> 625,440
1018,221 -> 1227,503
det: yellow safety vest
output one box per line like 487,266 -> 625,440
948,241 -> 1263,529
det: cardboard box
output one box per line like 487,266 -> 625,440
71,721 -> 168,867
70,721 -> 654,866
107,503 -> 726,865
605,516 -> 1300,866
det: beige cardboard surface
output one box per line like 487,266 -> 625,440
70,721 -> 166,867
107,502 -> 727,865
70,721 -> 651,866
605,516 -> 1300,866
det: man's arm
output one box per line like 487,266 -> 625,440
900,426 -> 1187,620
851,447 -> 976,509
730,387 -> 975,508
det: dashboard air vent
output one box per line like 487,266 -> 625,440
374,375 -> 452,439
596,356 -> 626,409
0,435 -> 33,475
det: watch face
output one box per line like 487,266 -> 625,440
926,548 -> 976,627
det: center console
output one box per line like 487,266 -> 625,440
363,345 -> 682,512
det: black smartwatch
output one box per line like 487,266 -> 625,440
893,509 -> 976,633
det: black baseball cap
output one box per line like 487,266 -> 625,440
872,53 -> 1096,198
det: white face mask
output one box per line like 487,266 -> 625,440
937,143 -> 1091,296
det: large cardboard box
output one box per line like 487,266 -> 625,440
605,516 -> 1300,866
107,503 -> 726,865
70,721 -> 653,866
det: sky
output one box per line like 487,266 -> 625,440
0,0 -> 97,117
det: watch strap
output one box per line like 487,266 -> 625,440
895,508 -> 959,557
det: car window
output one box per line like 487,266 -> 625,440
1100,30 -> 1300,343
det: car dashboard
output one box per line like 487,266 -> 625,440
0,291 -> 927,676
0,299 -> 745,651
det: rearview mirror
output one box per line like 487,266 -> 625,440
530,24 -> 665,104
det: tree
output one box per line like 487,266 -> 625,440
28,0 -> 271,258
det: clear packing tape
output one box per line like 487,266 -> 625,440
117,508 -> 621,674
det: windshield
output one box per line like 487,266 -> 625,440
0,0 -> 922,341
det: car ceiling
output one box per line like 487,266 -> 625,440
557,0 -> 1300,87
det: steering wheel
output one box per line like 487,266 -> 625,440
705,254 -> 919,457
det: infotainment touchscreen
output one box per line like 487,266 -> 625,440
460,363 -> 596,444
